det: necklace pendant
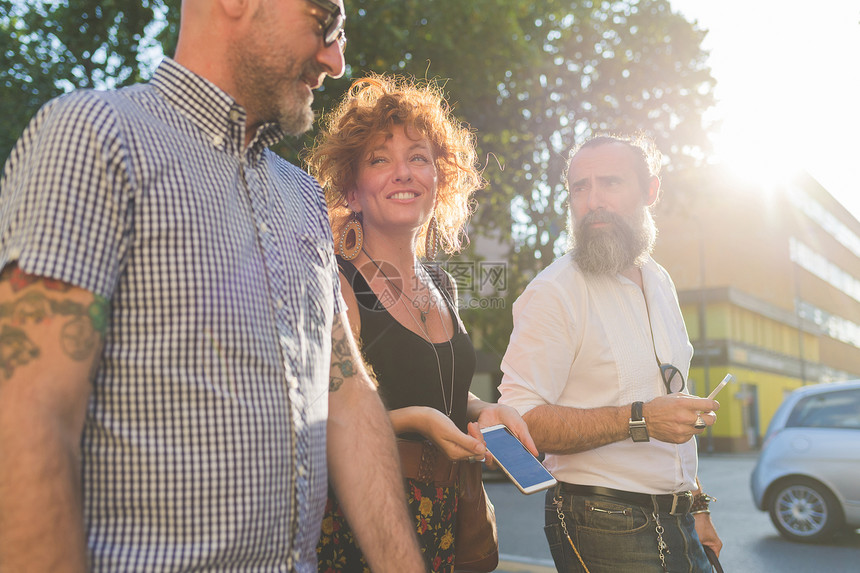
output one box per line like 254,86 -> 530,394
420,311 -> 427,324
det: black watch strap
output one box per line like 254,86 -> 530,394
629,401 -> 650,442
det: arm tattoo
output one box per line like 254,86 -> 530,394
330,316 -> 357,393
329,376 -> 344,392
0,271 -> 110,378
0,324 -> 40,378
7,266 -> 71,293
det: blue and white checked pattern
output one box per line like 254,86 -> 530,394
0,58 -> 343,572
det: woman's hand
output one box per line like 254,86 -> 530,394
389,406 -> 486,462
468,398 -> 539,469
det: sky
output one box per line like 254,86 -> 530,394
668,0 -> 860,221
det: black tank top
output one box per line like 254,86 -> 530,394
337,256 -> 476,435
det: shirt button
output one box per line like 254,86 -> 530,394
298,464 -> 307,477
211,134 -> 223,147
259,221 -> 269,234
229,109 -> 241,121
275,298 -> 285,310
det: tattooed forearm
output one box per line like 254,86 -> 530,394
329,313 -> 379,393
0,291 -> 107,327
0,324 -> 40,378
330,315 -> 356,392
0,269 -> 109,378
7,266 -> 71,293
334,355 -> 356,378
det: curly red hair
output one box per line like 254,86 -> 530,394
305,74 -> 484,257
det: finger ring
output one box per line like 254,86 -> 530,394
694,415 -> 706,429
467,455 -> 478,462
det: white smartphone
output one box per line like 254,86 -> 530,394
480,424 -> 557,495
707,374 -> 734,400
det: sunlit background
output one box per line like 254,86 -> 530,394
670,0 -> 860,218
127,0 -> 860,221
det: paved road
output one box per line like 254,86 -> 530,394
487,453 -> 860,572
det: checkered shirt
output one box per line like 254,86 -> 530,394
0,58 -> 343,572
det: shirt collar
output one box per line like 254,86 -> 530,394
150,58 -> 285,155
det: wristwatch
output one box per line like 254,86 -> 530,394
629,401 -> 650,442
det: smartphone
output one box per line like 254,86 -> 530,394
707,374 -> 734,400
480,424 -> 557,495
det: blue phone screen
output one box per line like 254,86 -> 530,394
482,427 -> 554,489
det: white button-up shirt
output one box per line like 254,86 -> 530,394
499,254 -> 697,494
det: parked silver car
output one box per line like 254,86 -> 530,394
751,380 -> 860,542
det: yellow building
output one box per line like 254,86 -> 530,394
653,166 -> 860,451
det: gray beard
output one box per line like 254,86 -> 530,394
276,98 -> 315,137
242,66 -> 315,137
229,19 -> 317,137
570,208 -> 657,275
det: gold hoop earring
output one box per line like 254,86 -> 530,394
425,216 -> 439,261
339,214 -> 363,260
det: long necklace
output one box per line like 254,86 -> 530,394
362,247 -> 456,417
362,249 -> 431,324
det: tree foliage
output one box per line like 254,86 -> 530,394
0,0 -> 715,364
1,0 -> 171,158
335,0 -> 716,359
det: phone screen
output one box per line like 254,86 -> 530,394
481,425 -> 556,494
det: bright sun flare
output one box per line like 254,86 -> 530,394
709,113 -> 803,194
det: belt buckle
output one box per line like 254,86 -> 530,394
669,491 -> 691,515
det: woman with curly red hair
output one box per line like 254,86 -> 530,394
308,74 -> 536,572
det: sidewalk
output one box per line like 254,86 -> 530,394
496,554 -> 556,573
484,480 -> 552,569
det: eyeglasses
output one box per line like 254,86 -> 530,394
659,363 -> 686,394
306,0 -> 347,50
644,297 -> 685,394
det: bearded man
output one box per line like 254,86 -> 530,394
499,134 -> 723,572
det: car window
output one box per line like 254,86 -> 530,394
786,388 -> 860,429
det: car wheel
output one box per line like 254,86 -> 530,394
768,478 -> 842,542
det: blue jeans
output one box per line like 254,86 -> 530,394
544,486 -> 711,573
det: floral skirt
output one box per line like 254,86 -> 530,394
317,478 -> 459,572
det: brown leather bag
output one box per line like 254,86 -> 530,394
454,460 -> 499,572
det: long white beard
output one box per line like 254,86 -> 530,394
570,207 -> 657,275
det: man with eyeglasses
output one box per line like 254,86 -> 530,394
0,1 -> 425,571
499,134 -> 723,572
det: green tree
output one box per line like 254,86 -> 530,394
1,0 -> 169,159
335,0 -> 715,360
1,0 -> 715,367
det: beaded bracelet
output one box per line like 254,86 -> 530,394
691,492 -> 716,514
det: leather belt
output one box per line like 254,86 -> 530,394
397,439 -> 459,487
560,483 -> 693,515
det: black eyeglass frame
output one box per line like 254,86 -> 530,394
306,0 -> 347,49
659,363 -> 686,394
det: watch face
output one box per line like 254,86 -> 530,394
629,421 -> 650,442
